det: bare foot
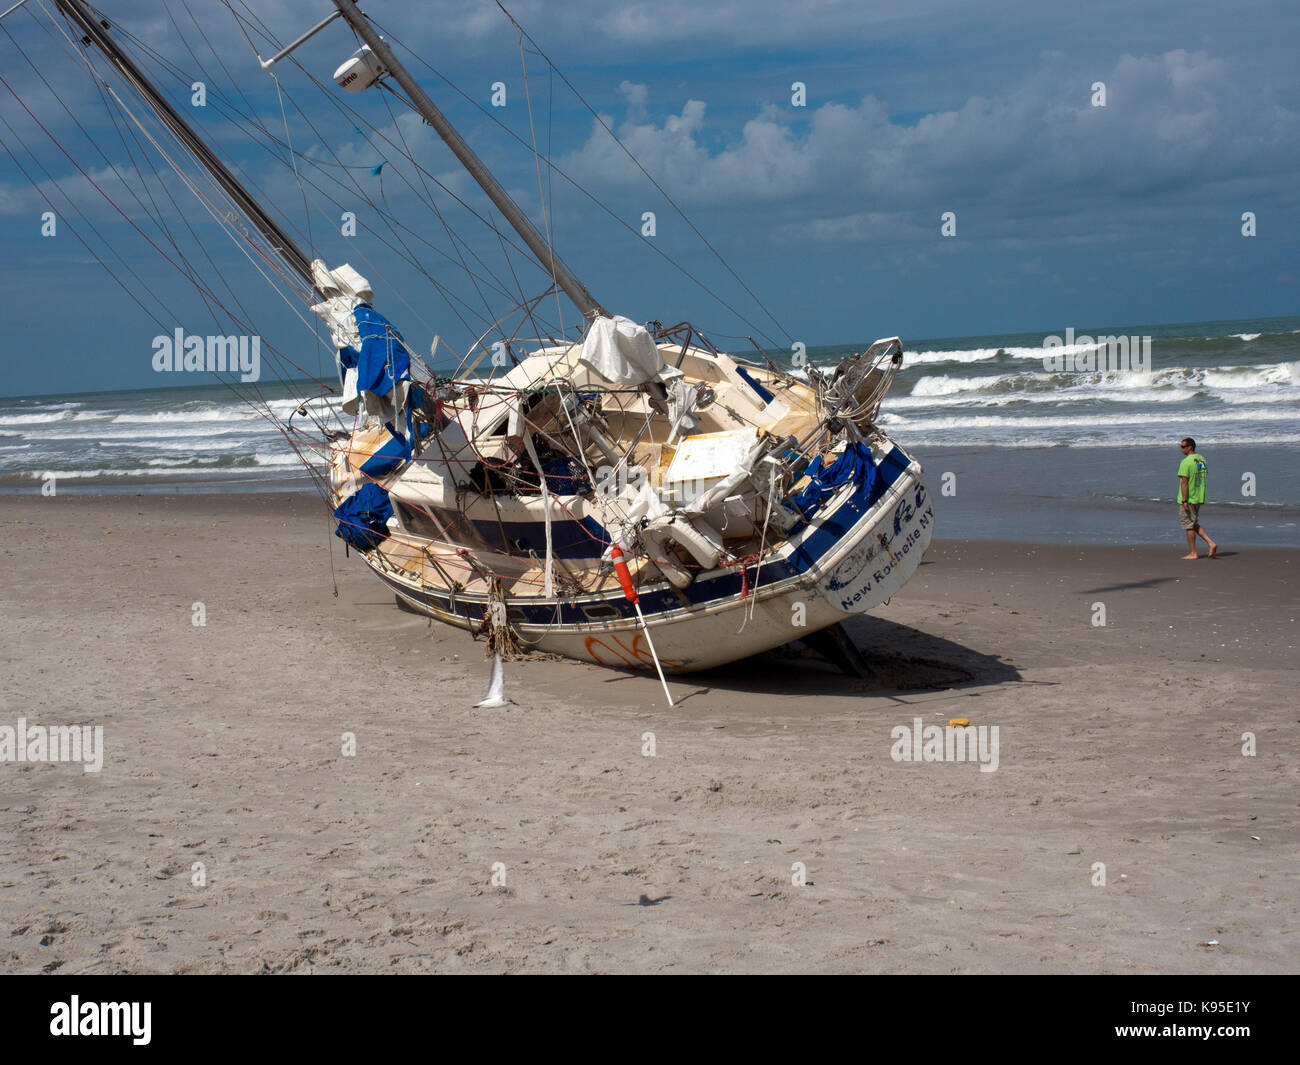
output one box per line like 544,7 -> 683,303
1208,543 -> 1218,557
1181,553 -> 1199,560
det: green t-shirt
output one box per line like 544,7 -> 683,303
1178,453 -> 1207,504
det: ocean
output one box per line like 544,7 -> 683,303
3,315 -> 1298,546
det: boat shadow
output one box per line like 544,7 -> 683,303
678,614 -> 1020,699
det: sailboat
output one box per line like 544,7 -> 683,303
19,0 -> 934,676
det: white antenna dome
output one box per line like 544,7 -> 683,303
333,45 -> 385,93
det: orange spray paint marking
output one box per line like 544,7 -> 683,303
584,633 -> 683,671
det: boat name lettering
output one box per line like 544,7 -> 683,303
834,504 -> 932,610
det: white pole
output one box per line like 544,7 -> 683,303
633,601 -> 674,708
611,546 -> 675,707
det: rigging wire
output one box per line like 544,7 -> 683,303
515,25 -> 567,352
0,86 -> 335,497
24,3 -> 256,336
223,0 -> 567,286
5,10 -> 345,427
493,0 -> 793,347
111,1 -> 540,349
375,20 -> 790,353
117,3 -> 545,378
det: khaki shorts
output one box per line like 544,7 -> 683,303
1179,502 -> 1201,530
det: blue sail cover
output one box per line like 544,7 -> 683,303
735,365 -> 775,404
352,304 -> 411,398
334,481 -> 394,550
784,442 -> 877,521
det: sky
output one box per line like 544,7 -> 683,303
0,0 -> 1296,397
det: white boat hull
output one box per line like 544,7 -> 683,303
364,448 -> 933,673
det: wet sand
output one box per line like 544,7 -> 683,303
1,492 -> 1295,972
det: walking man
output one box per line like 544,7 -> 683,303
1178,437 -> 1217,560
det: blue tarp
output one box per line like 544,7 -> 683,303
333,481 -> 394,550
352,304 -> 410,398
784,441 -> 877,521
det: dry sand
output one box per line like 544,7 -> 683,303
1,492 -> 1295,973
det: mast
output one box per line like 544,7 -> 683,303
329,0 -> 608,321
53,0 -> 317,290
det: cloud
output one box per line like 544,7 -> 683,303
0,164 -> 169,223
617,80 -> 648,123
559,49 -> 1300,244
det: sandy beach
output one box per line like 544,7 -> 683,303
1,491 -> 1295,973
